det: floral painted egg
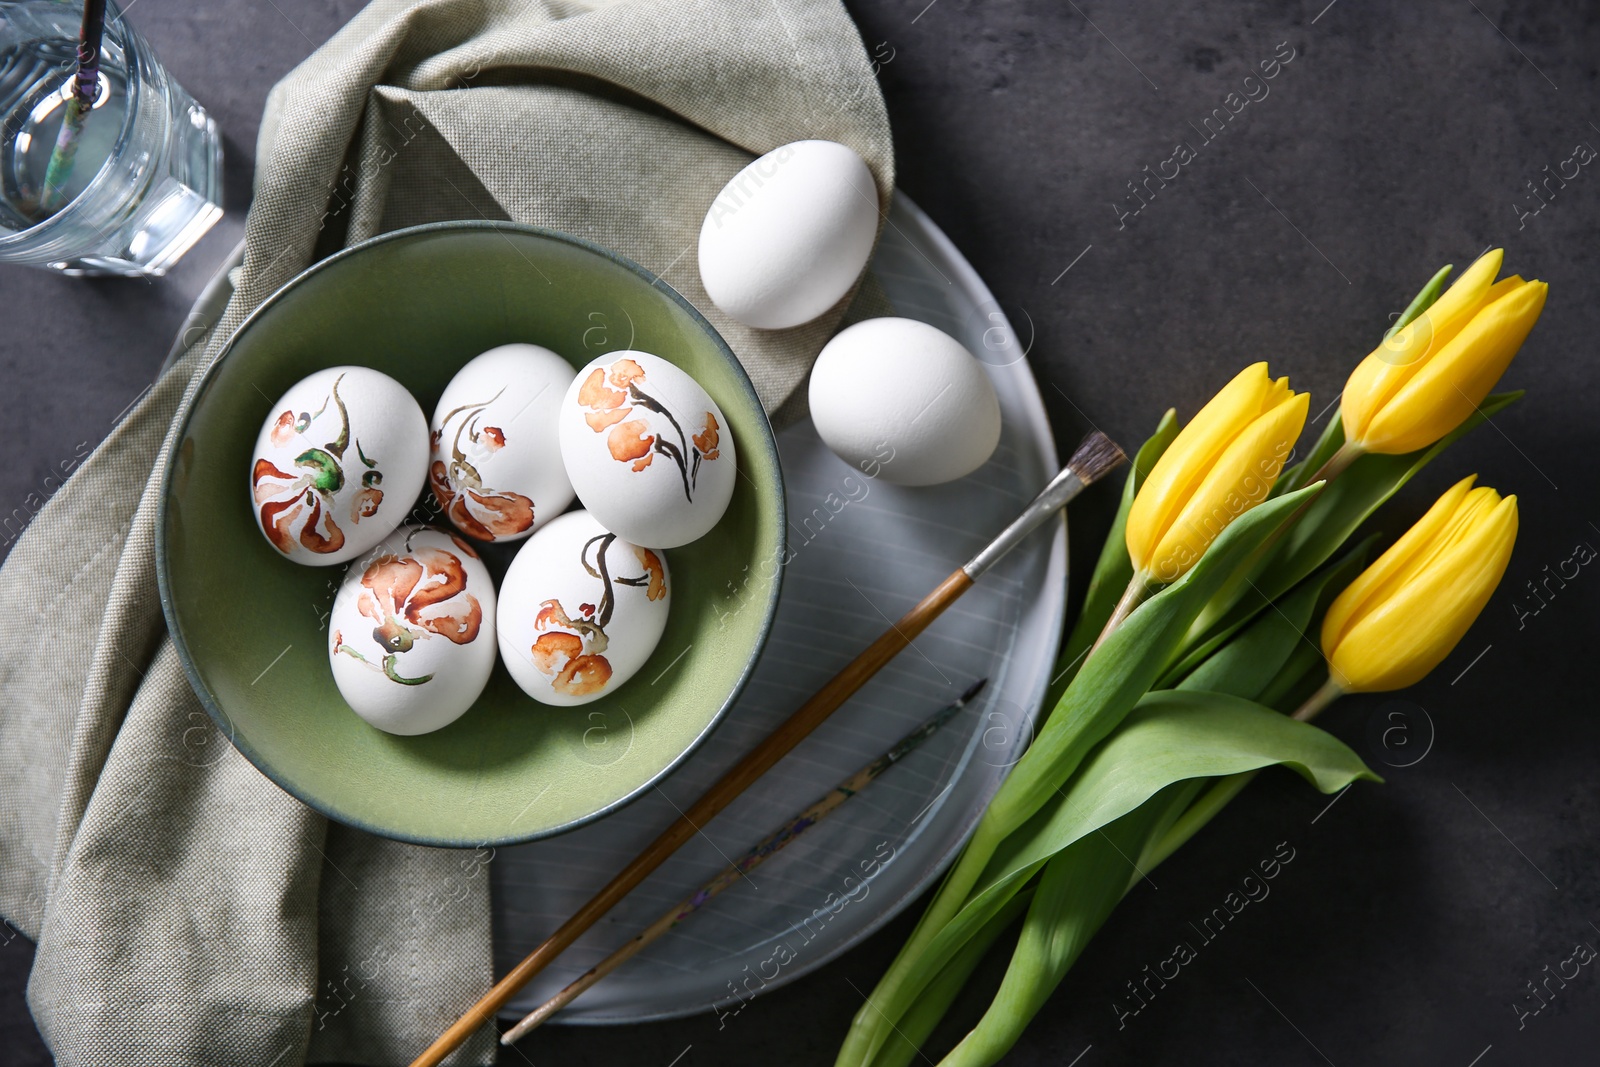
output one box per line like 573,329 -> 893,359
250,366 -> 428,566
497,510 -> 670,706
328,525 -> 497,735
429,344 -> 577,543
557,351 -> 735,549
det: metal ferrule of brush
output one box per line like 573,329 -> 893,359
961,464 -> 1085,580
960,431 -> 1124,581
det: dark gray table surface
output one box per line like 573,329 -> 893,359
3,1 -> 1598,1064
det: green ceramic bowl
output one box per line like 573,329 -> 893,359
157,222 -> 784,847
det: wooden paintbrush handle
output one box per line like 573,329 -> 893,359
408,568 -> 974,1067
510,891 -> 676,1036
505,676 -> 987,1044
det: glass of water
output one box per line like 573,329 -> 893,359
0,0 -> 222,275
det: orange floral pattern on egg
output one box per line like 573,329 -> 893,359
333,531 -> 482,685
431,392 -> 537,542
574,357 -> 720,502
252,374 -> 386,558
525,533 -> 668,697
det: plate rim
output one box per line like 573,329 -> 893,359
154,219 -> 787,848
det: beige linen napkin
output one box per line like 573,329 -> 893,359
0,1 -> 893,1063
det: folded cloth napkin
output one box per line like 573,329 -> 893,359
0,1 -> 893,1063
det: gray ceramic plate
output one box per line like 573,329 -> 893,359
492,194 -> 1068,1022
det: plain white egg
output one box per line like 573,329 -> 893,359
698,139 -> 879,330
557,350 -> 735,549
328,525 -> 498,735
429,344 -> 577,543
808,317 -> 1002,486
497,510 -> 671,707
250,365 -> 428,566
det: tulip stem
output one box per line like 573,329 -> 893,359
1306,442 -> 1363,488
1089,572 -> 1155,657
1291,676 -> 1344,722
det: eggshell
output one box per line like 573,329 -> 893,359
808,317 -> 1002,486
558,351 -> 735,548
328,525 -> 497,735
429,344 -> 577,543
497,510 -> 671,707
698,139 -> 879,330
250,366 -> 429,566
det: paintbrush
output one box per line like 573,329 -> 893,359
502,678 -> 988,1044
408,430 -> 1125,1067
38,0 -> 108,215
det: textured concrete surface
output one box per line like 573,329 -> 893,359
3,1 -> 1598,1064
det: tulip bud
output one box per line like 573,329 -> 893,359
1126,363 -> 1309,584
1320,475 -> 1517,692
1342,249 -> 1547,455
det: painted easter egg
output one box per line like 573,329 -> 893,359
558,351 -> 735,548
249,366 -> 428,566
497,510 -> 670,706
429,343 -> 577,543
328,525 -> 497,735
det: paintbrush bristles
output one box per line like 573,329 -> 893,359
1065,431 -> 1126,486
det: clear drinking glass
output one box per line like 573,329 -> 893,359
0,0 -> 222,275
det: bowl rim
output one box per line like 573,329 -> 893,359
155,219 -> 787,848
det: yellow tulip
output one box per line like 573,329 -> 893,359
1342,249 -> 1547,455
1126,362 -> 1309,584
1320,475 -> 1517,692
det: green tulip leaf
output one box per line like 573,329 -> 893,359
858,690 -> 1377,1067
864,887 -> 1036,1067
970,689 -> 1379,909
1389,262 -> 1455,337
1173,537 -> 1374,699
1129,777 -> 1209,878
938,791 -> 1183,1067
1256,637 -> 1328,711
